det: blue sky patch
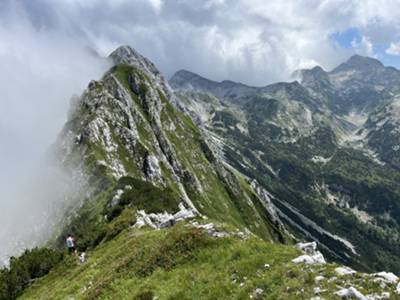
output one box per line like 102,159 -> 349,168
331,27 -> 400,69
331,27 -> 361,48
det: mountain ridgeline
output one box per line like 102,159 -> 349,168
51,45 -> 290,250
4,47 -> 400,299
170,55 -> 400,272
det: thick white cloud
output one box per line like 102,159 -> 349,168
351,36 -> 375,57
386,42 -> 400,56
0,1 -> 111,262
4,0 -> 399,85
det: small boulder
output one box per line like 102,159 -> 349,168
372,272 -> 399,284
292,252 -> 326,265
78,252 -> 86,264
314,287 -> 327,294
252,288 -> 264,299
296,241 -> 317,255
335,266 -> 357,276
334,287 -> 367,300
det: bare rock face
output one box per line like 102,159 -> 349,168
110,45 -> 175,104
110,46 -> 160,77
143,154 -> 163,185
53,45 -> 289,247
57,46 -> 202,214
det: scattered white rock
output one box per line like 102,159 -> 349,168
335,287 -> 367,300
396,282 -> 400,294
235,229 -> 252,240
315,275 -> 325,283
375,280 -> 387,289
381,292 -> 391,299
328,276 -> 337,283
292,253 -> 326,265
173,203 -> 197,221
253,288 -> 264,297
365,292 -> 391,300
78,252 -> 86,264
335,266 -> 357,276
293,241 -> 326,265
190,221 -> 230,238
310,297 -> 325,300
311,155 -> 331,164
314,287 -> 327,294
372,272 -> 399,284
296,241 -> 317,255
134,202 -> 196,229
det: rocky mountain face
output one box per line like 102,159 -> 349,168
52,45 -> 289,253
362,97 -> 400,169
170,55 -> 400,273
295,55 -> 400,114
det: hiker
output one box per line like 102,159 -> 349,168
66,234 -> 76,255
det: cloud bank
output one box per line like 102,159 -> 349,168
4,0 -> 400,85
0,1 -> 110,262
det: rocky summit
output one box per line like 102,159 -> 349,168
2,46 -> 400,300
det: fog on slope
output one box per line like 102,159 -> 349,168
0,27 -> 111,264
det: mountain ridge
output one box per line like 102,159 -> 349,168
2,45 -> 400,300
171,52 -> 400,273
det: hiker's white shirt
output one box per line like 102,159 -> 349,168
66,237 -> 74,248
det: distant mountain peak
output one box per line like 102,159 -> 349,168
308,65 -> 326,74
171,68 -> 246,88
347,54 -> 382,64
109,45 -> 174,100
109,45 -> 161,78
169,69 -> 218,91
171,69 -> 208,83
292,65 -> 329,88
173,69 -> 200,78
292,64 -> 326,77
332,54 -> 384,73
109,45 -> 143,65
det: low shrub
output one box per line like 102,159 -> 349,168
0,247 -> 63,300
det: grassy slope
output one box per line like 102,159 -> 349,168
15,64 -> 302,298
99,64 -> 285,242
181,89 -> 400,272
20,223 -> 400,300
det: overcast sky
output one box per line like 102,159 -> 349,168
2,0 -> 400,86
1,0 -> 400,259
